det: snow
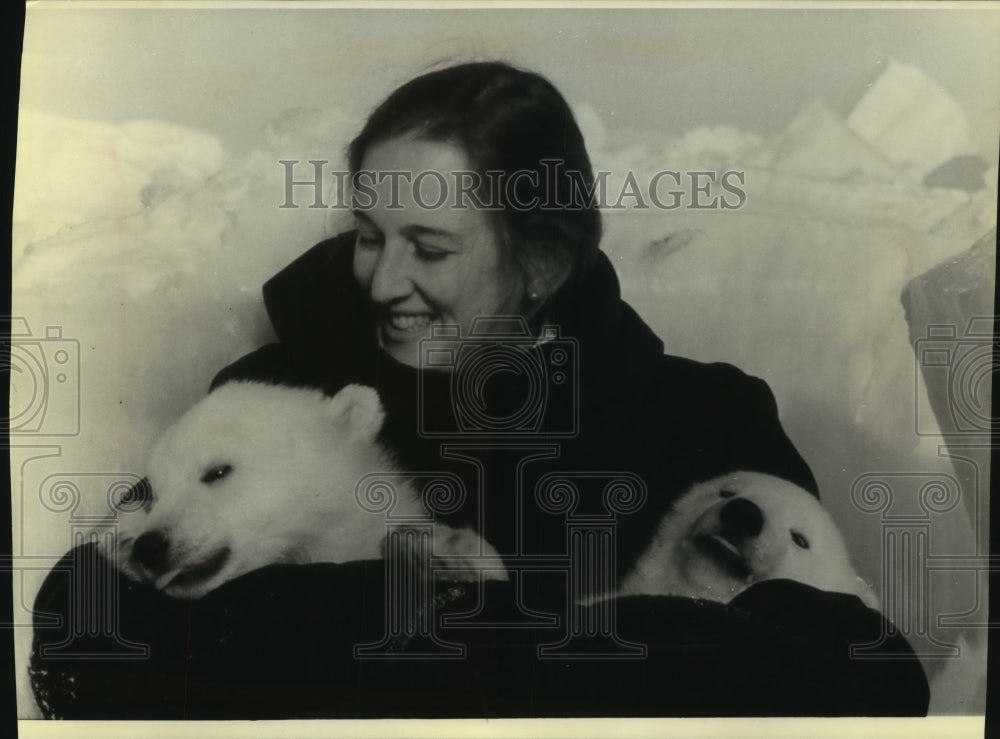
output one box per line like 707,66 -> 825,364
13,110 -> 226,264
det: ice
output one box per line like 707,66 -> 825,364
742,98 -> 909,183
12,109 -> 349,673
593,80 -> 992,708
848,59 -> 977,178
13,110 -> 226,265
931,164 -> 999,237
571,103 -> 609,154
583,93 -> 974,233
660,125 -> 764,173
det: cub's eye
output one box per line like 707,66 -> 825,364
117,477 -> 154,512
121,478 -> 151,503
719,489 -> 737,499
791,531 -> 810,549
201,464 -> 233,485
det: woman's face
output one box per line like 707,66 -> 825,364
352,136 -> 524,368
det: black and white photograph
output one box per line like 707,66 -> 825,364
9,1 -> 999,735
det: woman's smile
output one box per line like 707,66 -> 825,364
385,311 -> 433,332
381,310 -> 436,342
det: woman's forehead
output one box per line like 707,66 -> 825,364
354,136 -> 497,241
360,135 -> 471,175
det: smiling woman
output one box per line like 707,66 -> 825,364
351,137 -> 521,368
345,62 -> 603,367
30,60 -> 930,719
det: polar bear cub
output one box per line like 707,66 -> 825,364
109,381 -> 501,599
620,471 -> 879,609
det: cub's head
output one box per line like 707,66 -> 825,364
110,382 -> 386,599
665,471 -> 878,608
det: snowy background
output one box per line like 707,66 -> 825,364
12,5 -> 999,717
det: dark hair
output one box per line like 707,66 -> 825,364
347,61 -> 603,303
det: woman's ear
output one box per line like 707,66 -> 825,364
523,248 -> 573,305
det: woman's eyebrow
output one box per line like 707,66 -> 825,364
352,210 -> 461,246
352,210 -> 378,227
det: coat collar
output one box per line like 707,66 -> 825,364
261,230 -> 666,394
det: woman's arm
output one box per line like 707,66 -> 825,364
209,342 -> 294,390
660,356 -> 818,496
711,362 -> 818,495
30,544 -> 928,718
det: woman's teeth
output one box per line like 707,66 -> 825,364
387,313 -> 433,332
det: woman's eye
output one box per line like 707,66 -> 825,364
413,243 -> 449,262
719,489 -> 737,499
791,531 -> 810,549
356,233 -> 382,248
201,465 -> 233,485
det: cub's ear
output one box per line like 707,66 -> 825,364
325,384 -> 385,439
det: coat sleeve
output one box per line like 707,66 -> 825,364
209,342 -> 295,391
30,544 -> 929,718
679,359 -> 819,496
718,364 -> 818,495
207,232 -> 367,395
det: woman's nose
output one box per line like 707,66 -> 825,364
369,240 -> 413,304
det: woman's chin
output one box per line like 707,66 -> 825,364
378,326 -> 432,368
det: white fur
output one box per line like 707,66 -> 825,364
620,471 -> 879,610
110,396 -> 874,610
107,381 -> 502,599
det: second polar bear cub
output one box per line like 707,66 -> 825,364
620,471 -> 879,609
110,381 -> 502,599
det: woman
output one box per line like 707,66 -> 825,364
32,61 -> 928,718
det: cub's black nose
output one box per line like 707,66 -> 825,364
131,530 -> 170,576
719,497 -> 764,539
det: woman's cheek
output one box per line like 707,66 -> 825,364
352,248 -> 376,289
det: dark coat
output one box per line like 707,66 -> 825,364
213,231 -> 818,581
30,233 -> 929,719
